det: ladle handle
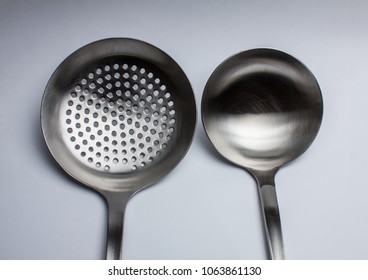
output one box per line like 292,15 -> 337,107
258,183 -> 285,260
104,192 -> 131,260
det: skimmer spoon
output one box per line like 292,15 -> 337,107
41,38 -> 196,259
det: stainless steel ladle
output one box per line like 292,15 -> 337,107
201,49 -> 323,259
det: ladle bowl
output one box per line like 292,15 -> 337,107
201,48 -> 323,259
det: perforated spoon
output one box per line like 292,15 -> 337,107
41,38 -> 196,259
201,49 -> 323,259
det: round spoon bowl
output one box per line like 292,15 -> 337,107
202,49 -> 323,172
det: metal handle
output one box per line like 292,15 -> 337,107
258,183 -> 285,260
104,192 -> 131,260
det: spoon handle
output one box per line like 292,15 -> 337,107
258,183 -> 285,260
103,191 -> 131,260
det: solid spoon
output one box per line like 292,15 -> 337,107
201,48 -> 323,259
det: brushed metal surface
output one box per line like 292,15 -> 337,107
202,49 -> 323,259
41,38 -> 196,259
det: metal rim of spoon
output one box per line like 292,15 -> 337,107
201,48 -> 323,259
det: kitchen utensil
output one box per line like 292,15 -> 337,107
41,38 -> 196,259
201,48 -> 323,259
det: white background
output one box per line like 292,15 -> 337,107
0,0 -> 367,259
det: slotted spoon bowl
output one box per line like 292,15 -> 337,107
41,38 -> 196,259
